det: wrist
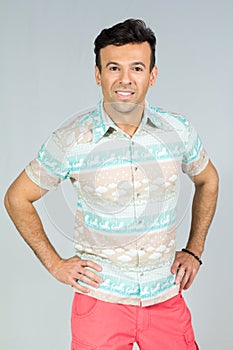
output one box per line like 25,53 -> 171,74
186,243 -> 204,258
182,248 -> 203,265
48,256 -> 63,275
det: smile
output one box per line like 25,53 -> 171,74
115,91 -> 135,97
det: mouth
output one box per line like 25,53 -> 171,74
115,90 -> 135,99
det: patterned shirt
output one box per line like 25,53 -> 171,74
25,100 -> 209,306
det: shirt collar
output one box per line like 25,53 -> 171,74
92,100 -> 170,143
144,102 -> 173,130
91,100 -> 111,143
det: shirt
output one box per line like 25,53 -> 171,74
25,100 -> 209,306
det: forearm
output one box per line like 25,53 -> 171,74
186,176 -> 219,257
171,161 -> 219,289
4,194 -> 61,273
4,170 -> 103,292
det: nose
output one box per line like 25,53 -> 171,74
119,68 -> 132,85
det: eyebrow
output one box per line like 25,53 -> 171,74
105,61 -> 146,68
131,62 -> 146,68
105,61 -> 120,68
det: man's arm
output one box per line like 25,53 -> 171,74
171,160 -> 219,290
4,170 -> 103,292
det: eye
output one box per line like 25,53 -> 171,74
109,66 -> 120,71
133,66 -> 144,72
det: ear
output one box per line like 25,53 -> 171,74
95,65 -> 101,85
149,65 -> 158,87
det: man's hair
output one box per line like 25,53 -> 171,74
94,19 -> 156,72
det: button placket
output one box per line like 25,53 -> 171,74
138,245 -> 145,268
129,139 -> 138,225
131,140 -> 142,223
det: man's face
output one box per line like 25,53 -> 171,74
95,42 -> 158,114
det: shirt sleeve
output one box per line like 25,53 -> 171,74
25,131 -> 70,190
182,121 -> 209,177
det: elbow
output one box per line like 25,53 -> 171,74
4,188 -> 15,215
4,187 -> 22,214
205,166 -> 219,201
4,190 -> 10,213
194,161 -> 219,194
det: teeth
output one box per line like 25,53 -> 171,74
117,91 -> 132,96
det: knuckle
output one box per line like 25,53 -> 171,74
80,268 -> 86,275
87,261 -> 94,268
78,274 -> 85,282
76,259 -> 83,267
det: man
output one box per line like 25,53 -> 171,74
5,19 -> 218,349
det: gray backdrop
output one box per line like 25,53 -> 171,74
1,0 -> 232,349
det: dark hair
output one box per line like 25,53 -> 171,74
94,19 -> 156,72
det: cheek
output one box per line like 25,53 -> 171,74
138,81 -> 151,92
136,76 -> 151,86
101,77 -> 115,89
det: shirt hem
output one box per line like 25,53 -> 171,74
72,284 -> 180,307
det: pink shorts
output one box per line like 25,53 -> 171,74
71,292 -> 199,350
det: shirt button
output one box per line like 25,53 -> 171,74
132,141 -> 134,145
135,166 -> 138,171
140,247 -> 144,250
140,273 -> 144,277
136,193 -> 140,197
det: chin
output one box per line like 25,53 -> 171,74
110,101 -> 142,114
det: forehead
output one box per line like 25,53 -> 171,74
99,42 -> 151,65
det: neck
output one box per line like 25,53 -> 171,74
103,102 -> 144,137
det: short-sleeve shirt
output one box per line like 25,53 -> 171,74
25,100 -> 209,306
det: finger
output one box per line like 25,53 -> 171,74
171,259 -> 181,275
79,268 -> 103,285
179,270 -> 191,290
77,263 -> 103,283
175,266 -> 186,285
80,259 -> 102,272
182,271 -> 196,290
71,279 -> 90,294
77,273 -> 101,288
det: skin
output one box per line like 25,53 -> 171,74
171,162 -> 219,290
4,171 -> 103,293
4,42 -> 219,293
95,42 -> 158,136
